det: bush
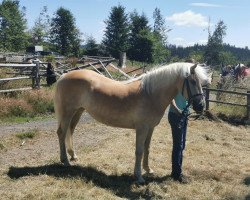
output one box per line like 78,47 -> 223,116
22,89 -> 54,114
0,88 -> 54,120
0,98 -> 33,118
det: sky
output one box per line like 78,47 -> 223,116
6,0 -> 250,48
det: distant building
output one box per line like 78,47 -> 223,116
26,46 -> 43,54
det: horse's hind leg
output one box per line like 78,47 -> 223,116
143,127 -> 154,174
134,126 -> 149,183
66,108 -> 84,161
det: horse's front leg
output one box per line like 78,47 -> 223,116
134,126 -> 148,184
143,127 -> 154,174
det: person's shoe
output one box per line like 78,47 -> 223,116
171,174 -> 189,184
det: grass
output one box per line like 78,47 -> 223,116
15,129 -> 39,140
0,118 -> 249,200
0,143 -> 5,150
0,87 -> 54,123
0,115 -> 53,124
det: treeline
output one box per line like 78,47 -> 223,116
169,44 -> 250,66
0,0 -> 250,66
0,0 -> 81,57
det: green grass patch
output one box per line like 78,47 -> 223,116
0,143 -> 5,150
212,104 -> 247,118
210,104 -> 247,124
15,129 -> 39,140
0,115 -> 54,124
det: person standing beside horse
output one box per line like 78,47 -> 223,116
168,59 -> 194,184
168,92 -> 190,183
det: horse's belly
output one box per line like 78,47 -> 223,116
87,109 -> 135,129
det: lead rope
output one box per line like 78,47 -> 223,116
178,79 -> 191,129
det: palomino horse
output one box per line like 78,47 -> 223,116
54,62 -> 211,183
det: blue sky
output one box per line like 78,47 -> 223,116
8,0 -> 250,48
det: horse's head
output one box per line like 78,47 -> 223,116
182,63 -> 212,114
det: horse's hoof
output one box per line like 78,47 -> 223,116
61,159 -> 70,166
144,167 -> 154,174
135,177 -> 145,185
146,168 -> 154,174
70,157 -> 78,162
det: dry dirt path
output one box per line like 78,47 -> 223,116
0,113 -> 114,168
0,113 -> 92,136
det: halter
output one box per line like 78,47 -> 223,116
178,77 -> 203,129
181,76 -> 203,106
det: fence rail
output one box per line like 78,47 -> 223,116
204,87 -> 250,124
0,61 -> 42,93
0,56 -> 124,93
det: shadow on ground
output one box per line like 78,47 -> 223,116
7,164 -> 171,199
244,176 -> 250,186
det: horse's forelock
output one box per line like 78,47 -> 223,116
194,64 -> 209,85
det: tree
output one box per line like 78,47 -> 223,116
0,0 -> 28,51
189,51 -> 204,63
128,10 -> 151,61
50,7 -> 81,56
85,36 -> 99,56
102,5 -> 129,58
219,51 -> 237,65
153,7 -> 169,46
127,10 -> 169,64
30,6 -> 50,45
204,20 -> 227,65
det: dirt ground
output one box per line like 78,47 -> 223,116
0,113 -> 249,199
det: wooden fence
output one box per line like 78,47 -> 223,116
0,56 -> 138,93
204,87 -> 250,124
0,62 -> 42,93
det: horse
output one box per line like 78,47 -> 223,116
54,62 -> 211,183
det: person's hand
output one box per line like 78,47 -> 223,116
177,108 -> 182,116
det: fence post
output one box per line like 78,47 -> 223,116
32,61 -> 40,89
118,52 -> 126,68
205,87 -> 210,110
246,90 -> 250,125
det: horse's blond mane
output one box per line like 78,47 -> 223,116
141,62 -> 208,94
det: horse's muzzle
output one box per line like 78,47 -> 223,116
192,95 -> 205,114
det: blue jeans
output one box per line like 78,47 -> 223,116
168,111 -> 188,177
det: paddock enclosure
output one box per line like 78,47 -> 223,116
0,54 -> 249,199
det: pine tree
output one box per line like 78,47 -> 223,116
0,0 -> 28,51
153,7 -> 169,46
85,36 -> 99,56
128,10 -> 151,61
204,20 -> 227,65
50,7 -> 81,56
102,5 -> 129,58
30,6 -> 50,45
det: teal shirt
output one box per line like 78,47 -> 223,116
169,92 -> 188,113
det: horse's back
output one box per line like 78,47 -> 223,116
54,69 -> 145,128
59,69 -> 130,93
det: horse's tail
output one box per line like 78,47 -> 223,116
54,74 -> 66,126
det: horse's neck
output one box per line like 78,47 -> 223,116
149,78 -> 181,113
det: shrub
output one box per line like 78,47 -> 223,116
0,87 -> 54,120
0,98 -> 33,118
22,89 -> 54,114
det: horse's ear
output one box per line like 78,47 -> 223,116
190,63 -> 198,74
